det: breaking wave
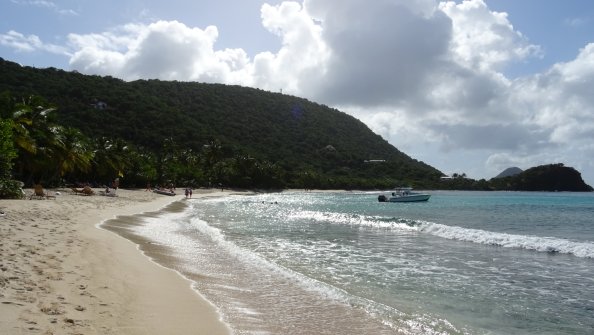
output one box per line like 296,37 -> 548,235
289,210 -> 594,258
417,222 -> 594,259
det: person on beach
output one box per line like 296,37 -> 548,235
145,182 -> 151,191
189,188 -> 192,198
185,188 -> 189,198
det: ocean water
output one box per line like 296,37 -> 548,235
107,191 -> 594,334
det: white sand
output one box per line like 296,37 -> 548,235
0,188 -> 231,334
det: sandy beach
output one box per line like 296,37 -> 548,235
0,188 -> 231,335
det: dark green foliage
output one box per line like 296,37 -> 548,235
489,163 -> 593,192
438,164 -> 592,192
0,57 -> 443,189
0,118 -> 22,198
439,177 -> 492,191
0,119 -> 16,177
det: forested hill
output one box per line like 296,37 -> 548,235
0,58 -> 442,189
489,164 -> 593,192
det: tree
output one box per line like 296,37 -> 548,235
92,137 -> 132,184
9,96 -> 59,184
201,139 -> 224,186
0,118 -> 21,198
52,127 -> 94,181
6,96 -> 96,185
125,148 -> 158,187
0,119 -> 15,175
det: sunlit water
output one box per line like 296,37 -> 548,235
110,191 -> 594,334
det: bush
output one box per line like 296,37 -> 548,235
0,179 -> 24,199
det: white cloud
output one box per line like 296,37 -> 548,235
509,43 -> 594,144
301,0 -> 452,107
254,2 -> 329,94
10,0 -> 78,15
440,0 -> 542,72
67,21 -> 253,82
0,30 -> 39,52
11,0 -> 54,8
0,30 -> 69,55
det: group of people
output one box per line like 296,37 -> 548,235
184,187 -> 193,198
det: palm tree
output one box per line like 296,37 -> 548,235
92,137 -> 132,183
7,96 -> 97,185
201,139 -> 224,186
51,127 -> 94,181
9,96 -> 59,184
10,97 -> 55,155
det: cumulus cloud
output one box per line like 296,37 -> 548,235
255,2 -> 328,93
509,43 -> 594,145
304,0 -> 452,107
67,21 -> 252,82
440,0 -> 541,72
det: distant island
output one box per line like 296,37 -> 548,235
489,163 -> 593,192
440,163 -> 593,192
494,167 -> 523,179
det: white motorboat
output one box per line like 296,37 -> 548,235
378,188 -> 430,202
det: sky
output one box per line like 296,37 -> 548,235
2,0 -> 594,185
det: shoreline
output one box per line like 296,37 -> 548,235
0,188 -> 231,334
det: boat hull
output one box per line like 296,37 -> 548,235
153,189 -> 176,196
388,194 -> 430,202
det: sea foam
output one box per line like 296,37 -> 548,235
287,210 -> 594,258
418,222 -> 594,259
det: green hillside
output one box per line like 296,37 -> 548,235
0,57 -> 442,190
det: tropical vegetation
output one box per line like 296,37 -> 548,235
0,58 -> 443,191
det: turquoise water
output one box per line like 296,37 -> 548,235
129,191 -> 594,334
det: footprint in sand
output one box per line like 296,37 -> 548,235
39,302 -> 65,315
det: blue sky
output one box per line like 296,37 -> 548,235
487,0 -> 594,76
2,0 -> 594,185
